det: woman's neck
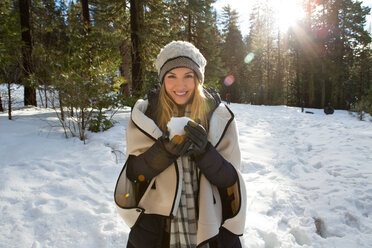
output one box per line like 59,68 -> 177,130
177,105 -> 186,116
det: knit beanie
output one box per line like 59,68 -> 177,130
155,41 -> 207,84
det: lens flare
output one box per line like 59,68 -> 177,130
171,135 -> 184,145
138,174 -> 145,182
224,75 -> 235,86
244,53 -> 255,64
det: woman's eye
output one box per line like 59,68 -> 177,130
185,74 -> 194,78
167,75 -> 176,79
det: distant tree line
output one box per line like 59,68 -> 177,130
1,0 -> 371,127
227,0 -> 371,111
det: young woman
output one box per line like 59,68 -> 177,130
115,41 -> 246,248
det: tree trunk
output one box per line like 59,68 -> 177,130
19,0 -> 36,106
80,0 -> 90,29
44,87 -> 48,108
306,0 -> 314,107
119,39 -> 131,84
295,48 -> 301,105
119,2 -> 131,88
0,94 -> 3,112
187,0 -> 192,42
266,35 -> 271,104
321,1 -> 327,108
58,92 -> 65,121
130,0 -> 144,97
321,72 -> 326,107
8,83 -> 12,120
308,71 -> 314,107
276,28 -> 282,104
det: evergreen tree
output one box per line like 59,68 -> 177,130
191,0 -> 223,88
354,84 -> 372,120
220,5 -> 245,103
160,0 -> 223,88
323,0 -> 371,108
129,0 -> 145,97
284,0 -> 371,109
245,1 -> 278,105
31,0 -> 68,107
19,0 -> 37,106
89,0 -> 131,95
0,0 -> 23,118
142,0 -> 172,87
41,1 -> 125,142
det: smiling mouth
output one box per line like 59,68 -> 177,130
174,91 -> 188,96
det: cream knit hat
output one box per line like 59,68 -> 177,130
155,41 -> 207,84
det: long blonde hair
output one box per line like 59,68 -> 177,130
157,79 -> 209,132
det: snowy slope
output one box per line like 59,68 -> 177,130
1,102 -> 372,248
232,104 -> 372,247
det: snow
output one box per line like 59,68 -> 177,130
1,94 -> 372,247
167,117 -> 193,139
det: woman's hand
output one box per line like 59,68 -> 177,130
126,132 -> 193,182
184,120 -> 237,187
160,132 -> 192,158
184,121 -> 208,158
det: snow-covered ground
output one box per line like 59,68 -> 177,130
1,92 -> 372,247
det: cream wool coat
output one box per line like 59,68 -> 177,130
115,99 -> 247,246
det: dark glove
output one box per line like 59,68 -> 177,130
143,132 -> 192,171
126,132 -> 192,183
184,120 -> 208,158
160,131 -> 193,158
185,120 -> 238,187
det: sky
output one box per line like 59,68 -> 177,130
213,0 -> 372,37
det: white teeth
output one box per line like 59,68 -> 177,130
175,92 -> 187,96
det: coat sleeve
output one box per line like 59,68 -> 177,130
126,139 -> 176,182
194,143 -> 238,188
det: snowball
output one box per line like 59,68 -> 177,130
167,117 -> 194,139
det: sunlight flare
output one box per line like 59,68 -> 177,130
274,0 -> 306,32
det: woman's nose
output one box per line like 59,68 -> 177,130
175,77 -> 186,87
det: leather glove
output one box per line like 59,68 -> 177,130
160,131 -> 193,158
184,120 -> 208,158
127,132 -> 193,183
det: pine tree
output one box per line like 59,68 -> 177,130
220,5 -> 245,103
245,1 -> 277,104
323,0 -> 371,108
0,0 -> 23,118
19,0 -> 37,106
129,0 -> 145,97
191,0 -> 223,88
135,0 -> 224,91
42,1 -> 125,142
31,0 -> 68,107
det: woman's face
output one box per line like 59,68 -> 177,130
164,67 -> 196,106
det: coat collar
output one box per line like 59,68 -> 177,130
208,103 -> 234,147
131,99 -> 234,147
131,99 -> 163,140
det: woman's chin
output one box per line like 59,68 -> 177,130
172,95 -> 192,105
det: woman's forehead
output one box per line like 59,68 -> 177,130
167,67 -> 194,74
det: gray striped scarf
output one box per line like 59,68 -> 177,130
169,155 -> 198,248
169,104 -> 209,248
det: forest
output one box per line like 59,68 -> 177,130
1,0 -> 371,134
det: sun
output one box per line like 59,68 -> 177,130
274,0 -> 306,32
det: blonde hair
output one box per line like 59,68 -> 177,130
157,79 -> 209,132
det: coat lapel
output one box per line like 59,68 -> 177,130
131,99 -> 163,140
208,103 -> 234,147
